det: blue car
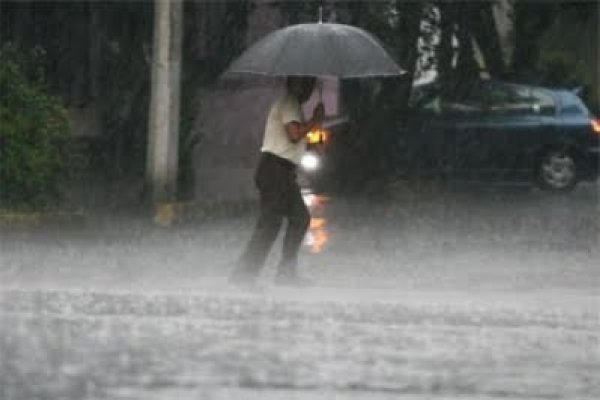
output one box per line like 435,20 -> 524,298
396,80 -> 600,191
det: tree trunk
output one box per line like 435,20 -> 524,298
88,0 -> 100,100
167,0 -> 183,202
146,0 -> 182,204
511,1 -> 558,80
455,3 -> 480,82
466,2 -> 506,78
437,1 -> 456,90
392,0 -> 424,114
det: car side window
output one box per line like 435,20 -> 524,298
486,84 -> 535,116
531,89 -> 556,116
436,81 -> 486,118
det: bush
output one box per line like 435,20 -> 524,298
0,44 -> 70,208
537,50 -> 588,88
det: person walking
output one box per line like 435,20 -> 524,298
230,76 -> 324,287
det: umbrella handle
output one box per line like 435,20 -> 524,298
318,6 -> 323,23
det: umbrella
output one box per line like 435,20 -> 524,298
225,21 -> 405,78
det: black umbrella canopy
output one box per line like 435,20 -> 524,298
226,22 -> 405,78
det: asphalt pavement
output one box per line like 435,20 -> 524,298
1,182 -> 598,399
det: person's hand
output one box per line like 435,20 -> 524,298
313,102 -> 325,123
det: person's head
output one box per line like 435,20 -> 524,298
286,76 -> 317,103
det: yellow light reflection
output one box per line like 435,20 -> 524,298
302,193 -> 330,253
305,217 -> 329,254
309,218 -> 326,229
302,192 -> 330,208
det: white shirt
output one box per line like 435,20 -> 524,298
261,92 -> 306,165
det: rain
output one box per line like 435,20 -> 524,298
1,1 -> 599,400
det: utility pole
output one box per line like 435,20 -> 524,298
146,0 -> 183,205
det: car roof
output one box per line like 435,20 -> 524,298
413,78 -> 563,94
411,79 -> 591,115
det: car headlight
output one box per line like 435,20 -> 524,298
301,152 -> 320,171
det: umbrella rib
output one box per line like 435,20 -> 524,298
225,23 -> 405,78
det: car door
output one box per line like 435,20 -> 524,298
475,83 -> 554,180
405,81 -> 486,178
435,81 -> 487,178
403,93 -> 461,177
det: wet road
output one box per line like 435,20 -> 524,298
1,182 -> 599,399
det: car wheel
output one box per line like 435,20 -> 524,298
535,149 -> 578,192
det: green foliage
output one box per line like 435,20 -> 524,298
537,49 -> 597,112
537,50 -> 588,88
0,44 -> 69,208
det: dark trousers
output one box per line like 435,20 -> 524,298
235,152 -> 310,279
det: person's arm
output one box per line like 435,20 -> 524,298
285,103 -> 325,143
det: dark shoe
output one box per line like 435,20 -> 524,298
274,274 -> 313,287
